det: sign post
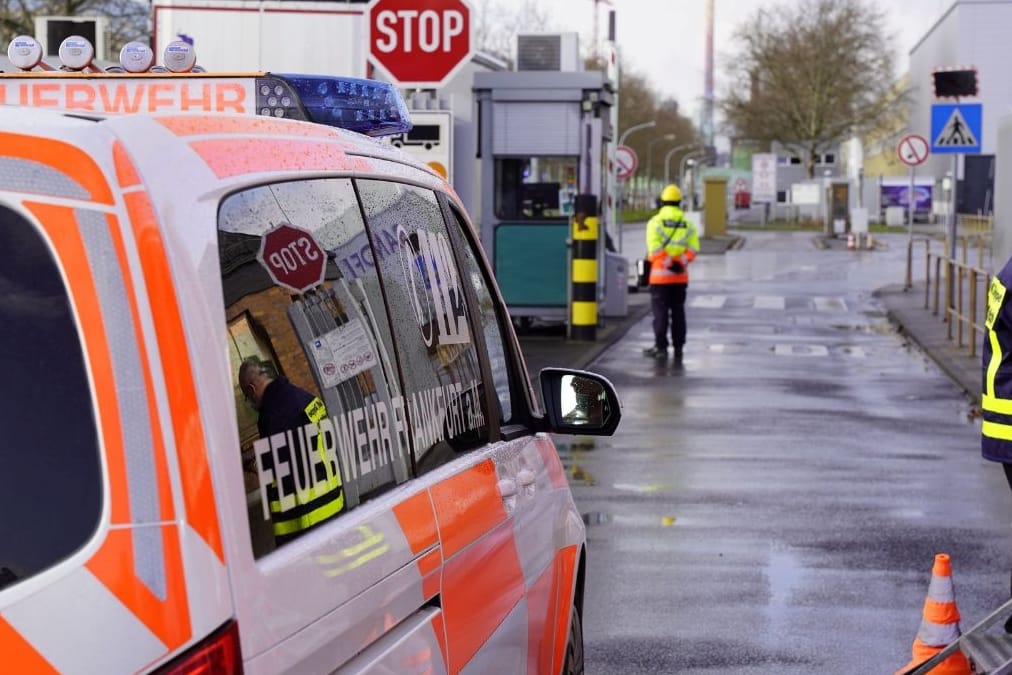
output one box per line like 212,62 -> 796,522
751,153 -> 776,226
931,99 -> 983,303
367,0 -> 474,89
897,133 -> 929,289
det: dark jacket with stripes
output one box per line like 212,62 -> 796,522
982,259 -> 1012,462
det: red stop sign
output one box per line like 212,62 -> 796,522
368,0 -> 474,89
258,224 -> 326,294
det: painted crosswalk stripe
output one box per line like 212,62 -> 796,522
754,295 -> 786,310
691,295 -> 727,309
774,344 -> 830,357
843,346 -> 867,358
814,296 -> 847,312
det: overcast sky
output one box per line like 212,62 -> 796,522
529,0 -> 952,122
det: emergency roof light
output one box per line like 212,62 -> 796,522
271,74 -> 412,138
58,35 -> 95,71
7,35 -> 44,71
2,34 -> 411,138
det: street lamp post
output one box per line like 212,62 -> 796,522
680,151 -> 706,210
615,120 -> 656,252
664,143 -> 700,185
646,133 -> 676,206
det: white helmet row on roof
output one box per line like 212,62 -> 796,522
7,34 -> 199,73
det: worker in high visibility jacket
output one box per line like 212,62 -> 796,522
643,184 -> 700,364
982,260 -> 1012,631
239,358 -> 344,544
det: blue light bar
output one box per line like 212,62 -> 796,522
270,74 -> 412,138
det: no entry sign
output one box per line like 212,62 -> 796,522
258,223 -> 327,294
368,0 -> 474,89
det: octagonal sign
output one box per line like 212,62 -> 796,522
368,0 -> 474,89
258,223 -> 326,294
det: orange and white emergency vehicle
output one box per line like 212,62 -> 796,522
0,36 -> 621,674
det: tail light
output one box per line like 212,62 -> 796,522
153,620 -> 242,675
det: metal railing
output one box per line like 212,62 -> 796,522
911,231 -> 992,358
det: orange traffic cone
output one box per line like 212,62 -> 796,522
847,232 -> 856,250
895,553 -> 971,675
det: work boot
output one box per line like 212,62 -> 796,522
673,346 -> 683,364
642,346 -> 667,359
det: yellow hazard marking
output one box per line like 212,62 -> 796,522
571,301 -> 597,326
572,259 -> 597,283
573,215 -> 599,241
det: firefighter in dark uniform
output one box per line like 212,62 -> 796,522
239,358 -> 344,543
982,259 -> 1012,631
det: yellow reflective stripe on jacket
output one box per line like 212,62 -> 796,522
272,491 -> 347,536
983,419 -> 1012,441
986,277 -> 1007,330
982,393 -> 1012,415
984,278 -> 1007,400
305,396 -> 341,488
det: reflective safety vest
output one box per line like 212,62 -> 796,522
267,396 -> 345,538
982,265 -> 1012,462
646,205 -> 699,285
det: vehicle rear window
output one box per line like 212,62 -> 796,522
0,207 -> 102,590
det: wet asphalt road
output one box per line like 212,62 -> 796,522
562,229 -> 1010,674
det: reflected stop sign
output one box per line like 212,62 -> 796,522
258,224 -> 326,294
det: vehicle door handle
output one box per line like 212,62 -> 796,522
498,478 -> 518,498
516,470 -> 536,487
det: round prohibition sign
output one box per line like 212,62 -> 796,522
897,134 -> 930,167
615,145 -> 638,180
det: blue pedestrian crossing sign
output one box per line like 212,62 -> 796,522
931,103 -> 982,153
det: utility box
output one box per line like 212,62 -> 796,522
602,252 -> 628,317
703,176 -> 728,237
473,69 -> 614,323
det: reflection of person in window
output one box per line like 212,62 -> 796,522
564,377 -> 604,426
239,358 -> 344,543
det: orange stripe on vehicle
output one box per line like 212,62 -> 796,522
27,203 -> 131,524
536,437 -> 568,489
430,611 -> 448,669
527,559 -> 559,675
86,526 -> 192,650
105,211 -> 176,522
430,459 -> 507,558
393,491 -> 438,554
158,115 -> 340,138
124,191 -> 224,562
112,142 -> 141,188
442,526 -> 524,674
551,545 -> 579,675
188,137 -> 373,178
0,132 -> 113,204
0,615 -> 58,674
418,549 -> 441,602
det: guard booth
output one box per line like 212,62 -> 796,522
473,69 -> 618,326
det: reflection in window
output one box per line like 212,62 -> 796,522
218,178 -> 409,557
495,157 -> 578,220
448,208 -> 512,424
358,180 -> 490,475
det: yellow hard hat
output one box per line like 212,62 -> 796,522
660,184 -> 682,202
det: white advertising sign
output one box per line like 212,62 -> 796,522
751,153 -> 777,203
310,319 -> 377,388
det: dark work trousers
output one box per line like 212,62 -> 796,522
1006,463 -> 1012,600
650,283 -> 688,350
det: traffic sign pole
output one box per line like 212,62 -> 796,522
896,133 -> 929,290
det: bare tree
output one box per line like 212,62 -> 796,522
719,0 -> 900,178
0,0 -> 149,57
472,0 -> 550,64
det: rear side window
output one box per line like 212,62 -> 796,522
219,179 -> 411,557
0,207 -> 102,589
358,181 -> 491,475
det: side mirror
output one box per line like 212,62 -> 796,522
539,368 -> 621,436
